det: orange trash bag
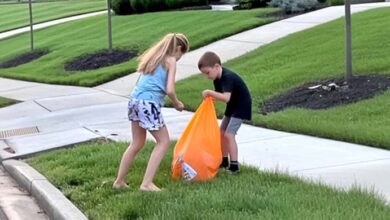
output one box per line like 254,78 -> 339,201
171,97 -> 222,181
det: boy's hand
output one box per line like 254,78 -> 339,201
202,89 -> 213,98
174,100 -> 184,112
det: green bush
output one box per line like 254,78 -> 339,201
269,0 -> 281,7
112,0 -> 133,15
186,0 -> 209,6
164,0 -> 186,8
164,0 -> 208,9
130,0 -> 208,13
270,0 -> 318,13
237,0 -> 270,9
328,0 -> 344,5
130,0 -> 145,13
141,0 -> 166,12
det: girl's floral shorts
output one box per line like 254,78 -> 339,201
128,99 -> 165,131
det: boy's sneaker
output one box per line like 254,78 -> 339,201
228,161 -> 239,174
219,163 -> 229,169
227,168 -> 240,174
220,157 -> 229,169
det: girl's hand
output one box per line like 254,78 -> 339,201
174,100 -> 184,112
202,89 -> 213,98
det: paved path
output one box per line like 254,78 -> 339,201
1,3 -> 390,219
0,11 -> 106,40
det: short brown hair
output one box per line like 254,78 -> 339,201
198,51 -> 221,70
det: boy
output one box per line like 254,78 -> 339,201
198,51 -> 252,173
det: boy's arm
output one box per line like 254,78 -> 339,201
202,89 -> 231,103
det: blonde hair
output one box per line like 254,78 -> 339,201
137,33 -> 189,74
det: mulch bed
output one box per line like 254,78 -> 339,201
0,50 -> 49,68
262,75 -> 390,114
64,49 -> 137,71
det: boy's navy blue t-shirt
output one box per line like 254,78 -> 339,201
213,67 -> 252,120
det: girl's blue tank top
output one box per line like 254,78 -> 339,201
131,64 -> 168,106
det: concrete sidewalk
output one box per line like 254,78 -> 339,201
0,11 -> 106,40
1,3 -> 390,219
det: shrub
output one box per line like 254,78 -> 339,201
130,0 -> 145,13
185,0 -> 208,6
130,0 -> 208,13
328,0 -> 344,5
112,0 -> 133,15
237,0 -> 270,9
164,0 -> 208,9
270,0 -> 318,13
269,0 -> 282,7
141,0 -> 166,12
164,0 -> 187,9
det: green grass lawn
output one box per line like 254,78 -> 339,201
173,7 -> 390,150
27,140 -> 390,219
0,8 -> 276,86
0,96 -> 18,107
0,0 -> 106,33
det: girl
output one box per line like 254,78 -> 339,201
113,33 -> 189,191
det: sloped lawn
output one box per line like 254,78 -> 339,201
0,8 -> 276,86
174,7 -> 390,149
0,0 -> 106,33
27,141 -> 390,219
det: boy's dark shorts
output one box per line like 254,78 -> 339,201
220,116 -> 243,135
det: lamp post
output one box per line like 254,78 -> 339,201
107,0 -> 113,53
28,0 -> 34,51
345,0 -> 352,82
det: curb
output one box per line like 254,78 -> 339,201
2,159 -> 88,220
0,208 -> 8,220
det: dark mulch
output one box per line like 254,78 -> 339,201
262,75 -> 390,114
0,50 -> 49,69
64,49 -> 137,71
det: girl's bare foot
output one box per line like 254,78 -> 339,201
140,183 -> 161,192
112,181 -> 129,189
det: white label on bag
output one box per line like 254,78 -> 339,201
182,162 -> 197,181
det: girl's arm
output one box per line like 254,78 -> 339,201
166,56 -> 184,111
202,89 -> 231,103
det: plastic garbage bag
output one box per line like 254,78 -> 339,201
171,97 -> 222,181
